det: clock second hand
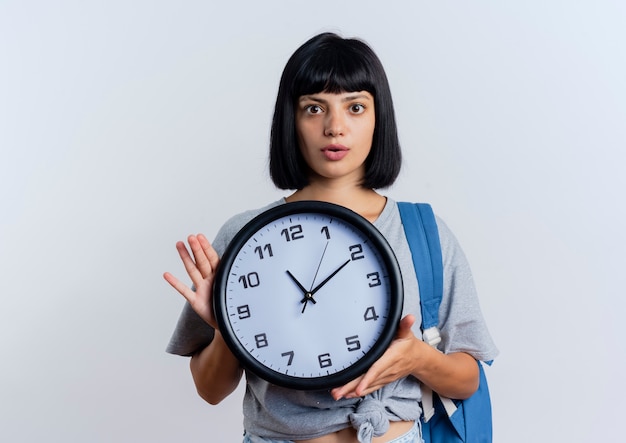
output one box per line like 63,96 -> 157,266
299,240 -> 330,313
309,241 -> 330,291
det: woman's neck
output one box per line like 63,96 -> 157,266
285,184 -> 387,223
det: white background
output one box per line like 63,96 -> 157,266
1,1 -> 624,442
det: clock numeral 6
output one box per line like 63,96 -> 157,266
239,272 -> 260,289
281,224 -> 304,242
318,353 -> 333,368
345,335 -> 361,352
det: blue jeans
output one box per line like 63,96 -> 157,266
389,421 -> 421,443
243,421 -> 422,443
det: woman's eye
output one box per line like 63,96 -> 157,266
350,104 -> 365,114
305,105 -> 323,114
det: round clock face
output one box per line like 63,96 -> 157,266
213,201 -> 403,390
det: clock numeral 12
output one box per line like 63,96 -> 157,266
281,224 -> 304,242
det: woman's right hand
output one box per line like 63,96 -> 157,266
163,234 -> 220,329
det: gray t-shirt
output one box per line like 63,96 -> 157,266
166,197 -> 498,442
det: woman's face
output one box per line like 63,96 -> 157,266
295,90 -> 375,186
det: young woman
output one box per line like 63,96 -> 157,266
164,32 -> 498,443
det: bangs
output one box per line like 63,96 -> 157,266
270,32 -> 401,190
291,43 -> 376,97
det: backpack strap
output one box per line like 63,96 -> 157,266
397,203 -> 443,345
397,202 -> 458,421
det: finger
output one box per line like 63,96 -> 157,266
188,235 -> 216,279
354,337 -> 414,395
333,318 -> 420,399
353,362 -> 385,397
331,376 -> 363,400
176,240 -> 205,284
163,271 -> 196,303
197,233 -> 220,272
164,271 -> 216,327
354,368 -> 394,397
396,314 -> 416,339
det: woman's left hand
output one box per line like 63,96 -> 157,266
331,314 -> 480,401
331,314 -> 420,400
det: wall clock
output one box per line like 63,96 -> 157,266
213,201 -> 403,390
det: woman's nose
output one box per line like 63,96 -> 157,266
324,111 -> 345,137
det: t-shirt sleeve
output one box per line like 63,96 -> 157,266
436,217 -> 499,363
165,302 -> 215,356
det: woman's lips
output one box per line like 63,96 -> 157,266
321,145 -> 348,161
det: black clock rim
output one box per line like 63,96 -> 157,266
213,200 -> 404,391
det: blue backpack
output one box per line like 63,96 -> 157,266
397,202 -> 493,443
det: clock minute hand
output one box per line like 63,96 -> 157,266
309,259 -> 351,296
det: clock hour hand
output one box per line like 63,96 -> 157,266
286,270 -> 317,307
286,270 -> 308,294
309,259 -> 351,296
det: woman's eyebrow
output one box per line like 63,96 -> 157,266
299,93 -> 372,103
299,95 -> 326,104
341,93 -> 372,102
